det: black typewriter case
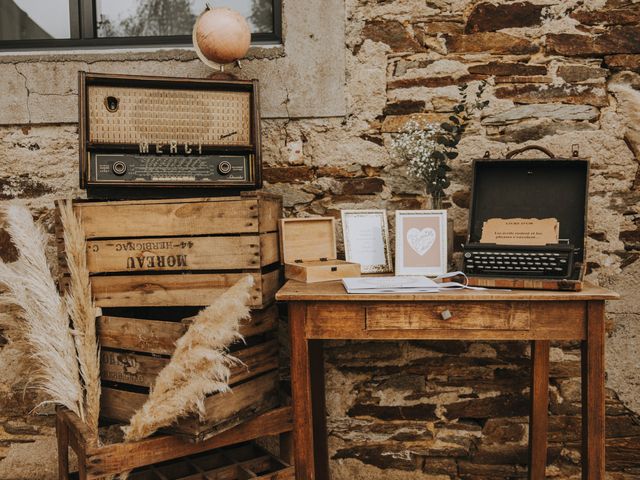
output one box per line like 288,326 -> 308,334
463,152 -> 590,288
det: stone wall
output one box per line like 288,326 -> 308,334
1,0 -> 640,478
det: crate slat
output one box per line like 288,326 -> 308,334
97,305 -> 278,355
61,407 -> 292,477
97,305 -> 278,356
101,371 -> 280,440
98,316 -> 185,356
86,232 -> 279,273
101,339 -> 279,388
73,197 -> 279,239
85,269 -> 280,308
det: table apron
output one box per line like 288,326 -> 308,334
303,300 -> 588,341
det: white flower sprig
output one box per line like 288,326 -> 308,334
391,120 -> 451,208
391,120 -> 442,182
390,81 -> 490,209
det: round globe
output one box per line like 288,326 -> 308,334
193,7 -> 251,67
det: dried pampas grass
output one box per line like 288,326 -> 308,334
0,203 -> 84,419
59,199 -> 101,437
123,275 -> 254,442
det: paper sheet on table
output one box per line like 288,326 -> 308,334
342,272 -> 488,294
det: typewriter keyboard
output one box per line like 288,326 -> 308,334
463,250 -> 572,278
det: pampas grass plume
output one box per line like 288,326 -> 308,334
123,275 -> 254,442
0,203 -> 84,419
59,199 -> 101,437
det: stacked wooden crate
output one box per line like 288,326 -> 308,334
80,442 -> 295,480
55,192 -> 292,478
56,407 -> 293,479
59,193 -> 281,309
98,306 -> 281,439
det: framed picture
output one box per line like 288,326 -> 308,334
395,210 -> 447,276
341,210 -> 393,274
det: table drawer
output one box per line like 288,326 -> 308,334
365,302 -> 531,331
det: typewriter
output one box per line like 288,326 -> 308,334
462,243 -> 575,279
463,147 -> 589,291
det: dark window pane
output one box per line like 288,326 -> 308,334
96,0 -> 274,38
0,0 -> 71,40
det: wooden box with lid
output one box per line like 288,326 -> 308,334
279,217 -> 360,283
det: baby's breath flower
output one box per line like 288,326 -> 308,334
390,121 -> 452,209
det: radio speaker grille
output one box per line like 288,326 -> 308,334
87,86 -> 252,146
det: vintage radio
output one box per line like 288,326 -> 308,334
462,146 -> 589,291
79,72 -> 262,198
279,217 -> 361,283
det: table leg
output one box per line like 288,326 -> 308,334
310,339 -> 330,479
582,301 -> 606,480
289,302 -> 316,480
528,340 -> 550,480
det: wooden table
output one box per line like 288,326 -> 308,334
276,281 -> 619,480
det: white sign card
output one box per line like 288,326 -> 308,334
395,210 -> 447,276
341,210 -> 393,274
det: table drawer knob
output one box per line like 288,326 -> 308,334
440,309 -> 452,321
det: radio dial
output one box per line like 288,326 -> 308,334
112,161 -> 127,176
218,160 -> 232,175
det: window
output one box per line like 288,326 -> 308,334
0,0 -> 281,50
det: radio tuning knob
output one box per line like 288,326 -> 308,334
218,160 -> 232,175
112,161 -> 127,176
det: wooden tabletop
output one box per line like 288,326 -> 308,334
276,279 -> 619,302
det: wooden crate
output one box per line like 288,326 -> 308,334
55,192 -> 282,309
57,407 -> 293,480
98,306 -> 281,441
54,191 -> 288,447
117,442 -> 294,480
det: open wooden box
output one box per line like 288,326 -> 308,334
279,217 -> 360,283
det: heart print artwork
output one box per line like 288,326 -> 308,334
406,227 -> 436,256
